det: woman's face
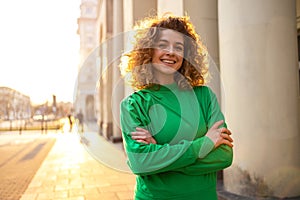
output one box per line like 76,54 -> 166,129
152,29 -> 184,79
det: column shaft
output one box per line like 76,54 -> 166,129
219,0 -> 300,198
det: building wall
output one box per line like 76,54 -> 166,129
0,87 -> 31,120
75,0 -> 99,122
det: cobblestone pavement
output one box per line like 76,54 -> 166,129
0,133 -> 55,200
20,132 -> 136,200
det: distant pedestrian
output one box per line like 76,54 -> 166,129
119,14 -> 233,199
76,110 -> 84,133
67,114 -> 73,132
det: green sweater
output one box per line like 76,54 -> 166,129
120,83 -> 233,200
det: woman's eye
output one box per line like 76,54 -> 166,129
175,46 -> 183,52
158,44 -> 167,49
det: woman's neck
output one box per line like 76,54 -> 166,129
153,72 -> 175,85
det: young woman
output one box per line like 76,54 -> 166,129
119,14 -> 233,200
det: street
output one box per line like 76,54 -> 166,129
0,132 -> 56,200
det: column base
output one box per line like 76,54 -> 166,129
110,136 -> 123,143
101,122 -> 112,140
217,181 -> 300,200
97,121 -> 103,135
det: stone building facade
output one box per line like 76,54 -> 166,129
0,87 -> 31,120
74,0 -> 99,122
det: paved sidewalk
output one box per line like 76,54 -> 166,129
20,132 -> 136,200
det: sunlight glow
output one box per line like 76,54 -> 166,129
0,0 -> 81,104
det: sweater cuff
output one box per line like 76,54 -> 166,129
198,136 -> 215,158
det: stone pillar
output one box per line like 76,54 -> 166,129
219,0 -> 300,198
111,0 -> 124,142
123,0 -> 157,98
101,39 -> 113,139
98,35 -> 105,133
96,46 -> 104,134
183,0 -> 221,103
101,0 -> 114,139
157,0 -> 183,16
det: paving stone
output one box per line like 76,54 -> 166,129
0,136 -> 55,200
19,132 -> 136,200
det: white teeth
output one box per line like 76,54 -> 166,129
162,59 -> 175,64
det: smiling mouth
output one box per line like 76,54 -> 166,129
161,59 -> 176,64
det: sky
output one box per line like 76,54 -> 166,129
0,0 -> 81,105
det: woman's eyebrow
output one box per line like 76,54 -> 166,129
176,42 -> 184,46
158,39 -> 168,43
158,39 -> 184,46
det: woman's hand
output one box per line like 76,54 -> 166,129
205,120 -> 233,148
131,127 -> 157,144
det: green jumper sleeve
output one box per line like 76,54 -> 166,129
179,87 -> 233,175
120,96 -> 214,176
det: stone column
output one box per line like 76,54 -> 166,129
219,0 -> 300,198
96,45 -> 104,134
183,0 -> 221,104
122,0 -> 157,98
101,0 -> 114,139
111,0 -> 124,142
157,0 -> 183,16
101,38 -> 113,139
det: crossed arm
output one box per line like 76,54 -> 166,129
120,87 -> 234,176
131,120 -> 233,148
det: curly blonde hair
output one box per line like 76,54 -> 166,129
119,14 -> 209,90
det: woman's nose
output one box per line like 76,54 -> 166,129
166,46 -> 175,54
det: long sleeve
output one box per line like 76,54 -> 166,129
179,87 -> 233,175
120,96 -> 215,176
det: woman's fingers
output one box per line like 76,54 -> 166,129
135,139 -> 149,144
131,131 -> 149,136
131,128 -> 157,144
221,133 -> 233,142
219,127 -> 233,142
221,139 -> 234,148
219,129 -> 234,147
212,120 -> 224,129
131,135 -> 147,140
219,127 -> 232,135
133,128 -> 151,136
131,131 -> 151,139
